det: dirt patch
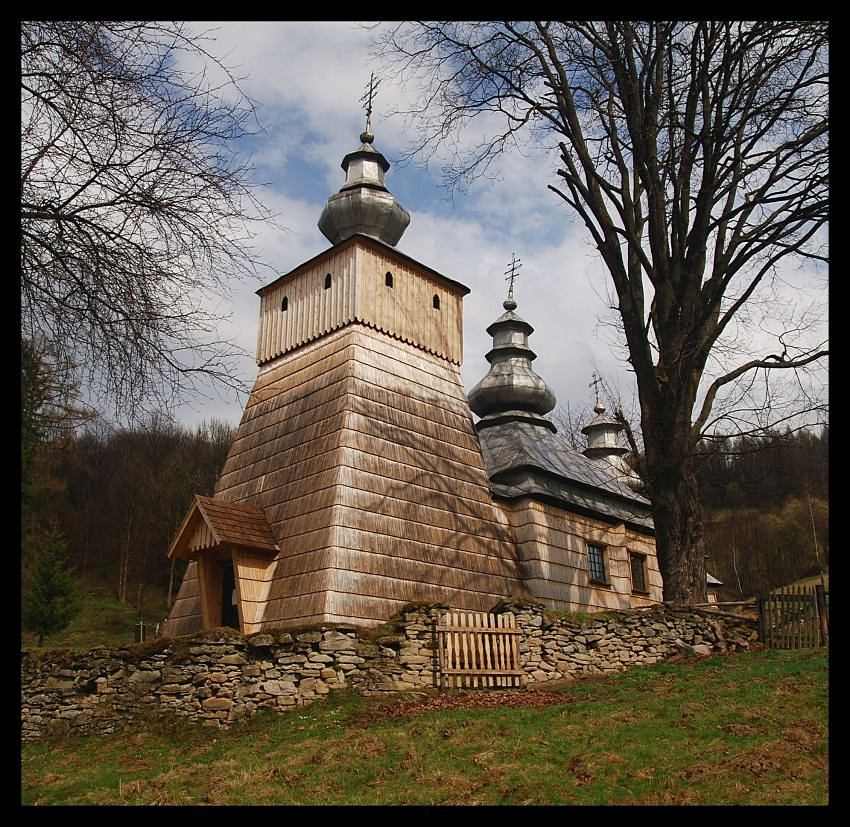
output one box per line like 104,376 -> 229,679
721,722 -> 759,736
567,753 -> 593,785
356,732 -> 387,758
682,720 -> 824,786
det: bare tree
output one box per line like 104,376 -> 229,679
375,21 -> 828,602
21,21 -> 275,421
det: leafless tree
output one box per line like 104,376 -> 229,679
374,21 -> 828,602
21,21 -> 275,421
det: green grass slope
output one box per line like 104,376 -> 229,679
21,582 -> 169,652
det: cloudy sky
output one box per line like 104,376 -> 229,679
173,21 -> 827,435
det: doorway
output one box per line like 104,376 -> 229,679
220,560 -> 239,629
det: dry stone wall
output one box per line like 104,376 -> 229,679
21,602 -> 759,743
491,600 -> 759,682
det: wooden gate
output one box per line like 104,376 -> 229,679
436,611 -> 523,689
758,584 -> 827,649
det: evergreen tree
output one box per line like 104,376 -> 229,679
23,525 -> 82,646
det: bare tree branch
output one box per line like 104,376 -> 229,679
373,20 -> 829,602
20,21 -> 277,422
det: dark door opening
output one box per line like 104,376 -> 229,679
220,561 -> 239,629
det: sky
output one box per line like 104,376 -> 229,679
171,21 -> 828,436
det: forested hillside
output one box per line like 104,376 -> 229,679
22,413 -> 236,625
696,428 -> 829,598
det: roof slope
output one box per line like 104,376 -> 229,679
193,496 -> 278,551
168,495 -> 278,560
477,420 -> 654,532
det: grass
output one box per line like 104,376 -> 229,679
21,582 -> 169,652
21,647 -> 828,805
542,609 -> 622,625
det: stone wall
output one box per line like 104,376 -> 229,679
21,602 -> 759,743
492,600 -> 760,683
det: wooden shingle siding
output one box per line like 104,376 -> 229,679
328,569 -> 513,612
162,562 -> 204,637
335,462 -> 509,514
331,547 -> 521,591
256,241 -> 464,366
259,592 -> 331,627
506,498 -> 662,612
197,324 -> 525,630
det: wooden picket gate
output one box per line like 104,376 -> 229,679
758,584 -> 828,649
436,611 -> 523,689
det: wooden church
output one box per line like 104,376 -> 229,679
162,122 -> 663,637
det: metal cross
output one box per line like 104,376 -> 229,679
504,253 -> 522,299
589,372 -> 604,405
360,72 -> 382,134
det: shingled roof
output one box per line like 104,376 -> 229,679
168,495 -> 278,560
477,420 -> 654,532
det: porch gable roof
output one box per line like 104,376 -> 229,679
168,495 -> 279,560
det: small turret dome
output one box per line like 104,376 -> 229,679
581,401 -> 628,459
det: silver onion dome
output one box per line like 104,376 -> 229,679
318,130 -> 411,247
468,294 -> 557,432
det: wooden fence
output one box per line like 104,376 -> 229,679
436,611 -> 523,689
758,584 -> 828,649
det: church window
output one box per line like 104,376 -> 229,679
324,273 -> 332,289
587,543 -> 608,584
433,294 -> 440,310
629,552 -> 648,593
385,271 -> 393,287
280,296 -> 288,312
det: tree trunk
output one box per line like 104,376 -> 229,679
731,505 -> 743,596
118,513 -> 132,603
651,471 -> 707,603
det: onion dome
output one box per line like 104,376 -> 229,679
468,294 -> 557,432
581,401 -> 628,460
318,130 -> 411,247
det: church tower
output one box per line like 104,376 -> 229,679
164,121 -> 525,635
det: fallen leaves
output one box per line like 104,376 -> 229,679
351,689 -> 570,725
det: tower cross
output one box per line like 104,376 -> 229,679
504,253 -> 522,299
589,372 -> 604,405
360,72 -> 381,134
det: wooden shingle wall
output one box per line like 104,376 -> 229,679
233,549 -> 274,634
256,243 -> 464,367
163,562 -> 204,637
505,498 -> 662,612
196,323 -> 526,630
